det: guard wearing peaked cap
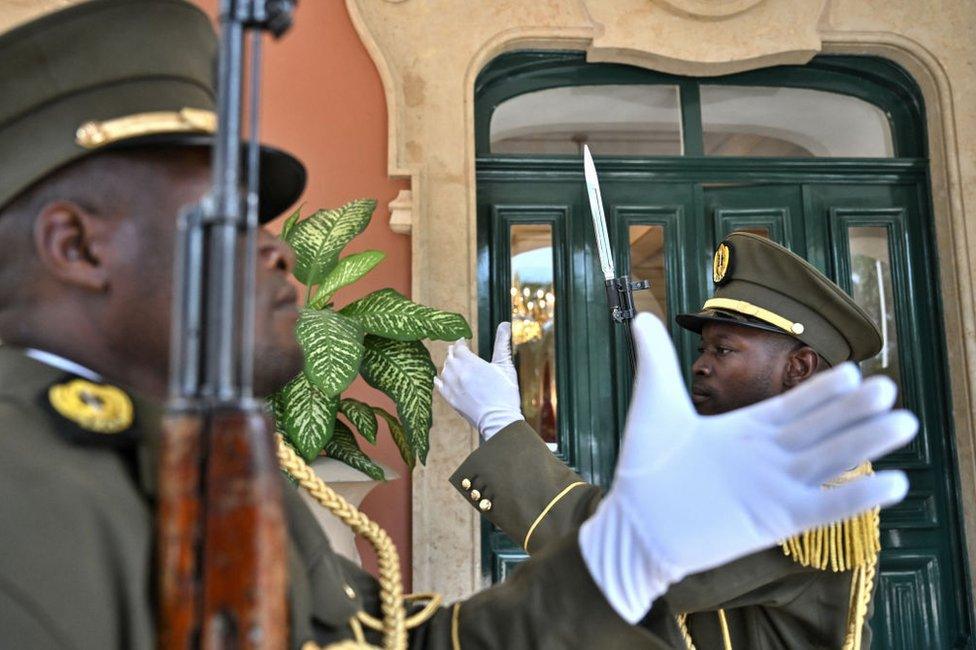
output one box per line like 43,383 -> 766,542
443,231 -> 888,649
677,231 -> 883,366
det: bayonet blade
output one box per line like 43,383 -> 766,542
583,145 -> 616,281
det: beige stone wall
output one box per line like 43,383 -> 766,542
344,0 -> 976,600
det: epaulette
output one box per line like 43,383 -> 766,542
780,462 -> 881,572
676,463 -> 881,650
41,375 -> 138,447
781,462 -> 880,650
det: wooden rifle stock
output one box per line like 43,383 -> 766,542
158,410 -> 288,649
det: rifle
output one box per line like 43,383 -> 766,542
157,2 -> 297,648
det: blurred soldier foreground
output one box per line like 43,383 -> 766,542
0,1 -> 915,648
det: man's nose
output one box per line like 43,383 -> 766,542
692,354 -> 710,377
258,230 -> 295,273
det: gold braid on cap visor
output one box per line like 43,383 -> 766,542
75,108 -> 216,149
702,298 -> 805,336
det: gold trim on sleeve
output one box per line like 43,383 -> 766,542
75,108 -> 216,149
717,609 -> 733,650
702,297 -> 805,336
522,481 -> 586,553
451,603 -> 462,650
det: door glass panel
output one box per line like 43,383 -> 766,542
510,224 -> 558,448
701,86 -> 894,157
848,226 -> 901,405
628,225 -> 669,321
491,84 -> 682,156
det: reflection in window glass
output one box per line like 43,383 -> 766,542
510,224 -> 558,447
701,86 -> 894,157
849,226 -> 901,405
491,85 -> 682,156
629,225 -> 669,321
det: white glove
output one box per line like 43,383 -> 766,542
579,313 -> 916,623
435,323 -> 523,440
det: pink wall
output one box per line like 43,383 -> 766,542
193,1 -> 413,588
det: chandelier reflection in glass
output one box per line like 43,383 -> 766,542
510,275 -> 556,345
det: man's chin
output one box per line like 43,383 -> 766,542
693,399 -> 720,416
253,341 -> 304,397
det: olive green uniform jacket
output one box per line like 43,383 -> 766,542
0,348 -> 669,649
450,422 -> 874,650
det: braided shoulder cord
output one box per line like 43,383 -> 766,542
840,508 -> 880,650
674,611 -> 733,650
674,613 -> 697,650
276,435 -> 406,650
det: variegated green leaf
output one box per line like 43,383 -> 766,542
273,373 -> 339,462
374,406 -> 414,469
359,335 -> 435,463
287,198 -> 377,285
339,398 -> 378,444
309,250 -> 385,309
279,205 -> 303,241
298,308 -> 364,396
325,420 -> 385,480
341,289 -> 471,342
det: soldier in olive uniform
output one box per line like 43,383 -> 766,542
439,233 -> 892,649
0,2 -> 913,648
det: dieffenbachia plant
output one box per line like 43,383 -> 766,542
270,199 -> 471,479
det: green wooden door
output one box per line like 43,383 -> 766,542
475,52 -> 974,647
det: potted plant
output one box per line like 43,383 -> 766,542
270,198 -> 471,479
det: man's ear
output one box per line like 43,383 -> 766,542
33,201 -> 109,292
783,346 -> 822,388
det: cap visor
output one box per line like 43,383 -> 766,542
675,309 -> 788,336
106,133 -> 306,223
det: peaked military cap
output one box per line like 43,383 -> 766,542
676,232 -> 883,365
0,0 -> 305,221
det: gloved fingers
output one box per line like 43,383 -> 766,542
616,313 -> 696,468
449,338 -> 471,359
452,341 -> 483,363
788,409 -> 917,485
796,470 -> 909,530
773,375 -> 898,450
433,376 -> 447,398
745,362 -> 861,425
627,312 -> 695,420
492,322 -> 514,365
434,365 -> 460,401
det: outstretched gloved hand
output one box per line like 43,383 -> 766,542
435,322 -> 523,440
579,313 -> 916,623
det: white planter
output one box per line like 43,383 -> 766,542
298,457 -> 398,567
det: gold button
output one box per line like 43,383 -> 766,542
460,478 -> 471,490
479,499 -> 492,512
343,584 -> 356,600
470,489 -> 481,501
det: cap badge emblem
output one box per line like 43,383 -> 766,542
713,242 -> 733,285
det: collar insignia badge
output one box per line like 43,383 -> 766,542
48,379 -> 134,434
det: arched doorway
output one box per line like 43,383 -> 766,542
476,51 -> 973,647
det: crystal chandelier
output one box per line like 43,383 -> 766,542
510,276 -> 555,345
